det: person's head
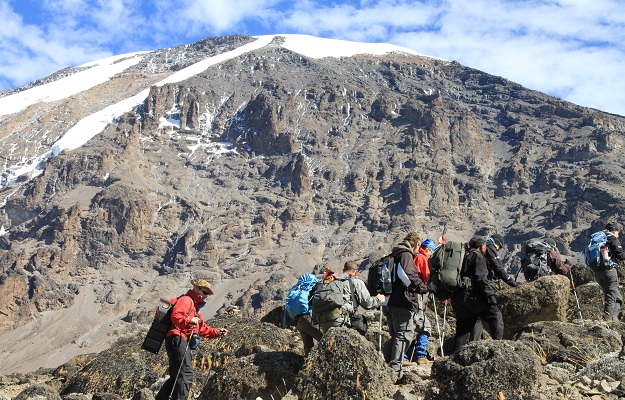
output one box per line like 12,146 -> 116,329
469,236 -> 487,254
421,238 -> 436,256
490,233 -> 504,250
343,260 -> 359,275
606,222 -> 621,236
191,279 -> 214,298
404,232 -> 422,251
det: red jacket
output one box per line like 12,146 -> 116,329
167,289 -> 220,341
413,247 -> 430,283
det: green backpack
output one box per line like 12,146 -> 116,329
428,241 -> 467,300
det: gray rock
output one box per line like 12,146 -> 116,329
295,327 -> 396,400
429,340 -> 541,400
14,384 -> 61,400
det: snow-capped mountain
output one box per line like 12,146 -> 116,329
1,34 -> 624,374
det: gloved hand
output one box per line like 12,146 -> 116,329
487,295 -> 497,306
427,282 -> 437,293
506,278 -> 521,288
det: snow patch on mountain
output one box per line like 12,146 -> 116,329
1,34 -> 436,190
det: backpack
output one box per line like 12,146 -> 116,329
141,295 -> 187,354
428,241 -> 466,300
585,231 -> 614,271
366,254 -> 396,295
311,276 -> 352,323
282,274 -> 321,327
521,240 -> 552,281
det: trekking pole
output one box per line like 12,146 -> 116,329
569,269 -> 583,321
378,304 -> 383,354
168,327 -> 195,400
441,300 -> 448,345
430,293 -> 444,357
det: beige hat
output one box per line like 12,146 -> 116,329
191,279 -> 214,295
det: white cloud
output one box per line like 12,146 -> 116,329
0,0 -> 623,116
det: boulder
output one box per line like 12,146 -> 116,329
515,321 -> 624,369
295,327 -> 396,399
14,383 -> 61,400
198,351 -> 304,400
496,274 -> 571,338
429,340 -> 541,400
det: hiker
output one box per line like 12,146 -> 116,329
155,279 -> 228,400
593,223 -> 625,320
405,238 -> 436,365
316,261 -> 385,333
451,236 -> 503,349
382,232 -> 429,379
521,237 -> 570,281
284,273 -> 323,355
485,234 -> 520,287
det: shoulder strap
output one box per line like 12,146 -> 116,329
347,276 -> 357,315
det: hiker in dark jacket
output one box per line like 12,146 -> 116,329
594,222 -> 625,320
156,279 -> 228,400
382,232 -> 429,379
451,236 -> 503,349
484,234 -> 519,287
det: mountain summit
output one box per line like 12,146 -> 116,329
0,34 -> 624,374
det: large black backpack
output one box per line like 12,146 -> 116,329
428,241 -> 467,300
521,240 -> 552,281
141,295 -> 187,354
367,251 -> 401,295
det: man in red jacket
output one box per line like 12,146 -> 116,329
156,279 -> 228,400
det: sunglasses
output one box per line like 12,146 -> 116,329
200,289 -> 210,296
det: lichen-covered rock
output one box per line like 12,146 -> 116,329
294,327 -> 396,400
496,274 -> 571,338
198,351 -> 304,400
515,321 -> 624,369
429,340 -> 541,400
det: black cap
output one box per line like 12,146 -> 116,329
606,222 -> 621,232
491,233 -> 504,248
469,236 -> 486,248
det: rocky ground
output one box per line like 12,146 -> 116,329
2,272 -> 625,399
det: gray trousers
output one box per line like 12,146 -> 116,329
594,267 -> 622,320
382,306 -> 415,375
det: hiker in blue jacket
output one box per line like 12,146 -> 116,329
594,222 -> 625,320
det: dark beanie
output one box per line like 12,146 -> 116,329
469,236 -> 486,248
606,222 -> 621,232
491,233 -> 504,248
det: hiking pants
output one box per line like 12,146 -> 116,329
382,306 -> 415,376
594,267 -> 622,320
296,314 -> 323,355
155,335 -> 193,400
451,292 -> 503,350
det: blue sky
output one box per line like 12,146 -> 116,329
0,0 -> 624,116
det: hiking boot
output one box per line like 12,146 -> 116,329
417,357 -> 430,365
402,360 -> 416,367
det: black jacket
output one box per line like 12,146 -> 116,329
461,248 -> 496,300
606,232 -> 625,263
387,240 -> 428,311
484,243 -> 513,283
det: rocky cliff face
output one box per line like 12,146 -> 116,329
0,34 -> 624,373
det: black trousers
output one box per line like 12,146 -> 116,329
155,335 -> 193,400
452,291 -> 503,349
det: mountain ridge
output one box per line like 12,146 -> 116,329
0,33 -> 624,374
